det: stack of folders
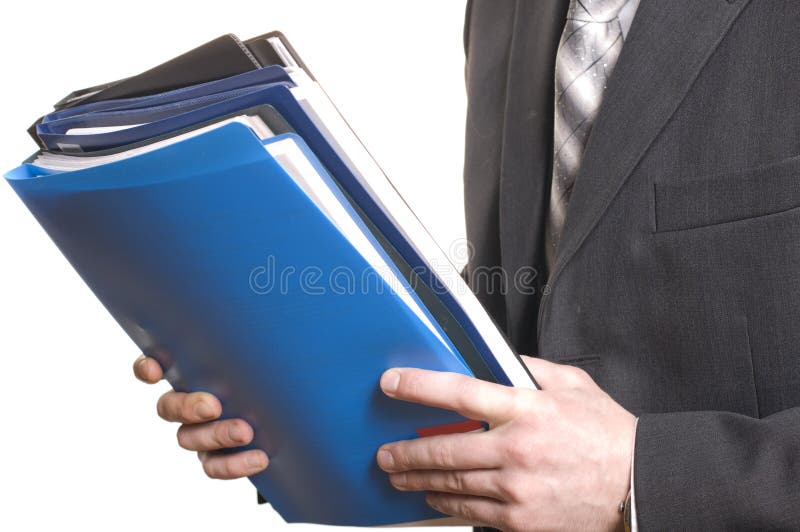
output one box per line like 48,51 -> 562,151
5,32 -> 537,526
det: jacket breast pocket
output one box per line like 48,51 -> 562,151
653,155 -> 800,233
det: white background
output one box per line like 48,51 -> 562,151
0,1 -> 470,531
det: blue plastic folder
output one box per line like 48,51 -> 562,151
34,80 -> 519,386
7,124 -> 474,526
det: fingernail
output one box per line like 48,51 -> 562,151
228,424 -> 247,444
377,449 -> 395,470
390,473 -> 407,487
135,355 -> 148,375
194,401 -> 216,419
381,370 -> 400,395
426,493 -> 441,510
246,453 -> 267,469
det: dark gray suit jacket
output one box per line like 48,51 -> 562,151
463,0 -> 800,529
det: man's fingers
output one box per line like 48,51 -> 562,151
177,419 -> 254,451
133,355 -> 163,384
157,391 -> 222,424
520,355 -> 593,390
380,368 -> 524,423
198,449 -> 269,480
390,469 -> 504,500
425,492 -> 503,528
378,431 -> 502,472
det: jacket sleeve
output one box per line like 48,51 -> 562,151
633,408 -> 800,530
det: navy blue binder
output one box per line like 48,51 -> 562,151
41,66 -> 294,123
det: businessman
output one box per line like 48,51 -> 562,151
135,1 -> 800,530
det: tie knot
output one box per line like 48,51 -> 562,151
568,0 -> 630,22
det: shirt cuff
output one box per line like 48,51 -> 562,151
630,417 -> 639,532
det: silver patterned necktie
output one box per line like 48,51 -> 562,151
546,0 -> 635,270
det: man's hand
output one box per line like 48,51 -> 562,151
133,355 -> 268,479
377,356 -> 636,532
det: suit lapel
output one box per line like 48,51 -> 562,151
497,0 -> 569,352
545,0 -> 752,289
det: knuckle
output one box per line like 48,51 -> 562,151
445,471 -> 464,493
201,458 -> 217,479
505,438 -> 535,467
213,421 -> 231,447
565,365 -> 591,386
498,473 -> 524,503
416,473 -> 432,490
415,472 -> 431,490
510,389 -> 533,416
215,459 -> 232,479
434,443 -> 454,468
391,444 -> 409,470
455,499 -> 476,522
220,458 -> 235,479
401,472 -> 420,489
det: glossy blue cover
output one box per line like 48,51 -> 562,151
35,81 -> 517,386
5,123 -> 474,525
